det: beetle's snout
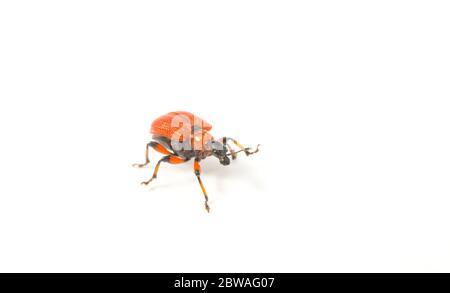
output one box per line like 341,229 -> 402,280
220,156 -> 230,166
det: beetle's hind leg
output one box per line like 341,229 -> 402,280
141,154 -> 187,185
194,159 -> 210,213
133,141 -> 173,168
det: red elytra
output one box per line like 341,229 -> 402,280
150,111 -> 212,140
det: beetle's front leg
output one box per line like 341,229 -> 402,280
242,144 -> 260,155
221,138 -> 238,160
224,138 -> 260,157
227,144 -> 238,160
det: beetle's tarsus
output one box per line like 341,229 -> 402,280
205,202 -> 210,213
245,144 -> 260,156
226,143 -> 260,157
141,176 -> 156,185
133,162 -> 150,168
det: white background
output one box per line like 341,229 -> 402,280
0,1 -> 449,273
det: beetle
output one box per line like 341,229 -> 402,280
133,111 -> 260,212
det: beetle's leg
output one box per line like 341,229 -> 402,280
221,137 -> 237,160
132,142 -> 151,168
226,138 -> 260,157
194,159 -> 210,213
133,141 -> 173,168
141,154 -> 187,185
226,143 -> 237,160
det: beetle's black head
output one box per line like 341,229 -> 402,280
210,140 -> 230,166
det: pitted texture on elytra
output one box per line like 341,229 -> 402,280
150,111 -> 212,139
